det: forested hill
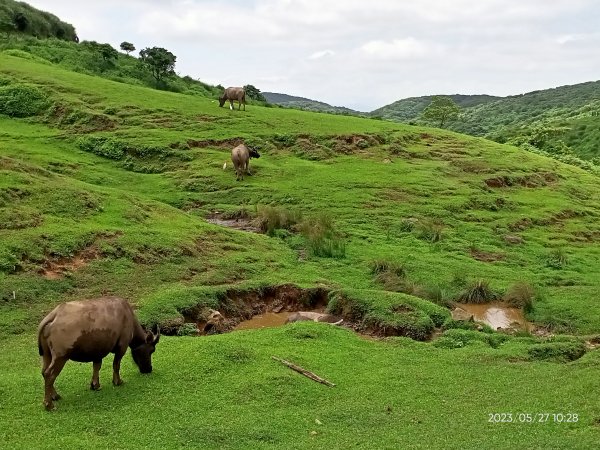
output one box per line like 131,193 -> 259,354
0,0 -> 77,41
372,81 -> 600,160
370,94 -> 501,122
452,81 -> 600,159
263,92 -> 363,116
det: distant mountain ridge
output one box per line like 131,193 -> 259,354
263,92 -> 362,116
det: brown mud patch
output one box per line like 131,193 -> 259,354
469,248 -> 505,263
39,232 -> 122,280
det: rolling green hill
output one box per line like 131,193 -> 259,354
1,47 -> 600,449
373,82 -> 600,161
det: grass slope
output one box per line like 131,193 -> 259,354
1,52 -> 600,448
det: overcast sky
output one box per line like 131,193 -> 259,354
27,0 -> 600,111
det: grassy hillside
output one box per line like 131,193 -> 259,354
0,0 -> 77,41
1,51 -> 600,448
263,92 -> 362,116
0,36 -> 222,99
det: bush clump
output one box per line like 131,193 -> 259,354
433,329 -> 509,349
76,136 -> 127,160
0,84 -> 49,117
528,340 -> 586,362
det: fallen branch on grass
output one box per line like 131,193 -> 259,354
271,356 -> 336,387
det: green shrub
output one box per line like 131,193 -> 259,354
433,329 -> 509,349
0,248 -> 19,273
0,84 -> 49,117
528,341 -> 586,362
176,323 -> 198,336
76,136 -> 126,160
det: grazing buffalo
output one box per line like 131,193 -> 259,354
231,143 -> 260,181
37,297 -> 160,410
219,87 -> 246,110
286,312 -> 343,325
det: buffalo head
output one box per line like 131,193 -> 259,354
249,147 -> 261,159
131,324 -> 160,374
218,95 -> 226,107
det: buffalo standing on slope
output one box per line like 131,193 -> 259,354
37,297 -> 160,410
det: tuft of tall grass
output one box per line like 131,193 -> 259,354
256,205 -> 302,236
299,212 -> 346,258
417,220 -> 444,243
503,281 -> 536,312
546,248 -> 568,269
457,279 -> 499,303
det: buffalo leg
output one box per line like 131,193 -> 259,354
246,161 -> 252,176
43,358 -> 67,411
229,100 -> 234,110
90,360 -> 102,391
112,348 -> 126,386
41,352 -> 61,401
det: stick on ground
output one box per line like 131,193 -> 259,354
271,356 -> 336,387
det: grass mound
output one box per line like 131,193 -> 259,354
328,289 -> 450,339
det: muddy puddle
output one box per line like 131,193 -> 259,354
453,303 -> 531,331
234,311 -> 294,331
205,215 -> 260,233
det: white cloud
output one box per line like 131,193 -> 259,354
359,38 -> 433,60
308,50 -> 335,60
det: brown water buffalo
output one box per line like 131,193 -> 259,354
37,297 -> 160,410
219,87 -> 246,110
286,312 -> 343,325
231,143 -> 260,181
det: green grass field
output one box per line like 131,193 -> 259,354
1,51 -> 600,448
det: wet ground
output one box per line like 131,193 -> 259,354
205,215 -> 260,233
234,311 -> 294,331
453,302 -> 531,330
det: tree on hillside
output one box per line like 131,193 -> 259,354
421,96 -> 461,128
139,47 -> 177,84
120,41 -> 135,55
12,12 -> 29,33
243,84 -> 266,102
81,41 -> 118,70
